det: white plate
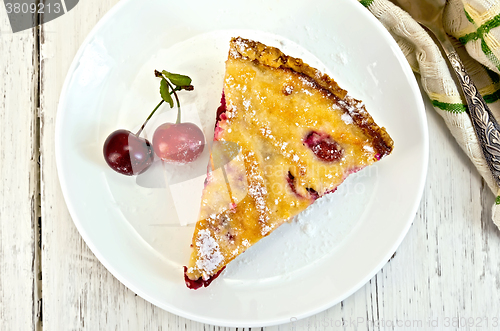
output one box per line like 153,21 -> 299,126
56,0 -> 428,327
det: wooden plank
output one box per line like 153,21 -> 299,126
39,1 -> 500,330
0,7 -> 39,331
38,1 -> 188,330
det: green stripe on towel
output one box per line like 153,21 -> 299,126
464,9 -> 475,24
481,38 -> 500,72
459,13 -> 500,44
483,89 -> 500,103
485,67 -> 500,84
459,34 -> 475,44
431,100 -> 467,113
359,0 -> 374,7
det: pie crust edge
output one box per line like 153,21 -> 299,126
229,37 -> 394,158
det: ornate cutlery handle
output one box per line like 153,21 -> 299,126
447,51 -> 500,186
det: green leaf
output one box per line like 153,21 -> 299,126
162,70 -> 192,87
160,78 -> 173,107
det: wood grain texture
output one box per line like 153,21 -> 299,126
0,5 -> 40,331
38,1 -> 186,330
2,0 -> 497,330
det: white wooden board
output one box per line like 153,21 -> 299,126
1,0 -> 500,330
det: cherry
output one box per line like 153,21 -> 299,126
153,122 -> 205,164
151,70 -> 204,164
102,69 -> 197,175
303,131 -> 343,162
103,129 -> 154,176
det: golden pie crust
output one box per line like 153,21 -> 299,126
184,37 -> 393,288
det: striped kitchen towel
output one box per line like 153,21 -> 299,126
359,0 -> 500,228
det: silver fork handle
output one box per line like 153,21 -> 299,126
447,51 -> 500,186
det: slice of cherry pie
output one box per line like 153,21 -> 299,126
184,37 -> 394,289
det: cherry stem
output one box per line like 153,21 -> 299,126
135,99 -> 165,137
165,80 -> 182,124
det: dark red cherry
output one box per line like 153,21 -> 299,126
303,131 -> 343,162
287,171 -> 299,196
153,122 -> 205,164
103,129 -> 155,176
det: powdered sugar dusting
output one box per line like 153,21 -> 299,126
338,96 -> 367,118
231,37 -> 251,58
298,75 -> 315,88
258,126 -> 306,173
245,153 -> 272,236
195,229 -> 224,279
341,113 -> 353,125
261,225 -> 272,235
363,145 -> 375,153
243,99 -> 251,110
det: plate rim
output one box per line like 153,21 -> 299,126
55,0 -> 429,327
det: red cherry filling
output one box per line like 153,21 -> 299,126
325,187 -> 338,195
303,131 -> 343,162
214,93 -> 228,141
287,171 -> 320,200
306,187 -> 320,200
184,266 -> 226,289
216,93 -> 227,124
287,171 -> 300,196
